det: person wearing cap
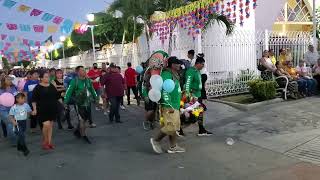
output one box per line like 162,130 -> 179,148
182,56 -> 213,137
150,56 -> 185,154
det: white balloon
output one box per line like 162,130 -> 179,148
148,89 -> 161,102
150,75 -> 163,90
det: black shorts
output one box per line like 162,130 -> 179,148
77,106 -> 92,122
144,100 -> 158,111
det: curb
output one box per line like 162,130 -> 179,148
210,98 -> 284,111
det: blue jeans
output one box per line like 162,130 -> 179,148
15,120 -> 27,149
304,78 -> 316,95
0,110 -> 16,145
296,79 -> 307,94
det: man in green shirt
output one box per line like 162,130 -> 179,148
150,57 -> 185,154
183,57 -> 212,137
64,66 -> 98,144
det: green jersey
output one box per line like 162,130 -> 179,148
161,70 -> 181,110
64,78 -> 97,106
185,67 -> 202,98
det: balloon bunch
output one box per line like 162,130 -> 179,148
148,75 -> 175,103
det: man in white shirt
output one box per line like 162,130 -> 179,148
304,45 -> 319,67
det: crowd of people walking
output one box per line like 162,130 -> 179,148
0,49 -> 212,156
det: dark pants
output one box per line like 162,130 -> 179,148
126,86 -> 139,105
77,105 -> 92,123
314,75 -> 320,91
1,120 -> 7,137
109,96 -> 121,122
57,102 -> 73,129
201,74 -> 208,100
297,79 -> 307,94
15,120 -> 28,151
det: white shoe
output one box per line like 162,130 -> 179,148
95,107 -> 101,111
167,145 -> 186,154
104,112 -> 108,116
150,138 -> 163,154
120,105 -> 126,110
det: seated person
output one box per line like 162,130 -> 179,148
274,61 -> 299,99
313,58 -> 320,91
285,61 -> 308,96
296,60 -> 316,96
259,50 -> 276,80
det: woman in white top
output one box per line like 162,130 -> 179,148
259,50 -> 276,80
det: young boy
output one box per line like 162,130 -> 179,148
9,93 -> 32,156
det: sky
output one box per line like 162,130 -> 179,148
0,0 -> 113,43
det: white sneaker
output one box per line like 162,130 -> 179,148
120,105 -> 126,110
167,145 -> 186,154
150,138 -> 163,154
104,112 -> 108,116
95,107 -> 101,111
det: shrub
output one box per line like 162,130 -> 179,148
248,79 -> 277,101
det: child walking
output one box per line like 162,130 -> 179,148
9,93 -> 32,156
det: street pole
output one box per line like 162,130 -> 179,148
62,44 -> 65,61
50,50 -> 53,61
313,0 -> 317,47
91,26 -> 96,63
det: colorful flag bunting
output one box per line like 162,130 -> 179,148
30,9 -> 43,16
33,25 -> 44,32
19,24 -> 31,32
1,34 -> 7,40
53,16 -> 64,25
2,0 -> 17,9
8,36 -> 15,42
47,25 -> 58,33
60,19 -> 74,34
35,41 -> 41,47
17,4 -> 31,12
42,13 -> 54,22
6,23 -> 17,30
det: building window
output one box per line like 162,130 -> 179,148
276,0 -> 311,22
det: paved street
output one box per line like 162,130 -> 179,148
2,98 -> 320,179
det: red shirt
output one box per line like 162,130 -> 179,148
101,72 -> 125,97
87,69 -> 101,90
124,67 -> 137,87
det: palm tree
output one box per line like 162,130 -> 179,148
109,0 -> 235,57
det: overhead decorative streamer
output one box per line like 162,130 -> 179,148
150,0 -> 257,41
8,36 -> 15,42
30,9 -> 43,16
41,13 -> 54,22
53,16 -> 64,25
47,25 -> 58,33
1,34 -> 7,40
33,25 -> 44,32
19,24 -> 31,32
6,23 -> 17,30
60,19 -> 74,34
2,0 -> 17,9
17,4 -> 31,12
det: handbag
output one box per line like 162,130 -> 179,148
257,60 -> 267,71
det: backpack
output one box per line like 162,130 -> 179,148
179,59 -> 191,88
